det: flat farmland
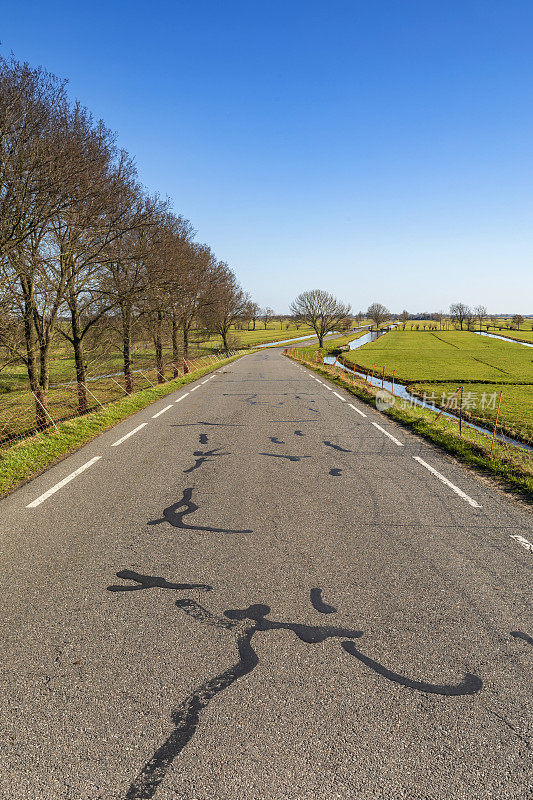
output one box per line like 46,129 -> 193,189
343,330 -> 533,384
409,381 -> 533,444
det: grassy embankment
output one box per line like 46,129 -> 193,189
284,350 -> 533,501
0,352 -> 245,497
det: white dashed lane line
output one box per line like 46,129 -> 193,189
510,535 -> 533,553
26,456 -> 102,508
189,385 -> 200,392
111,423 -> 148,447
413,456 -> 481,508
152,404 -> 173,419
201,379 -> 209,384
348,403 -> 367,418
175,393 -> 189,403
332,391 -> 346,402
371,422 -> 404,446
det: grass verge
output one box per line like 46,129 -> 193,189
284,352 -> 533,503
0,353 -> 245,498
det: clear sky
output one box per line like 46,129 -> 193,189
3,0 -> 532,313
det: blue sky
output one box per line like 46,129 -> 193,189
3,0 -> 533,312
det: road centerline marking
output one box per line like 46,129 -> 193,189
413,456 -> 481,508
152,404 -> 173,419
26,456 -> 101,508
111,423 -> 148,447
190,385 -> 200,392
201,379 -> 209,384
175,393 -> 189,403
348,403 -> 367,417
332,391 -> 346,402
371,422 -> 404,446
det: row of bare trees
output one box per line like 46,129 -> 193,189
0,56 -> 251,426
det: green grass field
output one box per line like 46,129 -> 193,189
0,322 -> 318,394
293,329 -> 370,360
343,330 -> 533,384
408,382 -> 533,444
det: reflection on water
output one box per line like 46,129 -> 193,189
475,331 -> 533,349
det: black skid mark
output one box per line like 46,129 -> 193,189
511,631 -> 533,646
259,453 -> 311,462
107,571 -> 212,593
183,448 -> 230,474
147,488 -> 252,534
329,468 -> 342,476
117,589 -> 483,799
199,433 -> 208,444
294,430 -> 304,437
123,599 -> 362,800
125,626 -> 258,800
269,437 -> 285,444
341,642 -> 482,696
310,588 -> 337,614
323,441 -> 352,453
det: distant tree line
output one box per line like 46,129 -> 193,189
0,56 -> 252,425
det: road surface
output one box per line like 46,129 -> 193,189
0,348 -> 531,800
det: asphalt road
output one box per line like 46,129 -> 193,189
0,348 -> 531,800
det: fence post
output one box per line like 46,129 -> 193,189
31,391 -> 59,432
139,370 -> 156,387
382,366 -> 385,388
392,371 -> 395,395
490,391 -> 503,458
109,376 -> 130,395
81,382 -> 105,410
370,365 -> 375,386
459,386 -> 463,436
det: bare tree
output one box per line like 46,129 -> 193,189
201,266 -> 250,350
474,305 -> 487,332
367,302 -> 390,329
449,302 -> 471,331
262,307 -> 274,329
399,310 -> 409,330
290,290 -> 351,348
248,302 -> 261,330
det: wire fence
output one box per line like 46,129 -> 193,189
284,347 -> 533,473
0,351 -> 240,448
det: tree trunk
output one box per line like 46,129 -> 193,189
221,327 -> 229,350
154,311 -> 164,384
70,311 -> 88,414
22,300 -> 46,429
182,321 -> 189,361
172,311 -> 180,377
122,306 -> 134,393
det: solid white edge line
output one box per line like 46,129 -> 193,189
371,422 -> 404,446
111,422 -> 148,447
333,391 -> 346,402
190,385 -> 200,392
510,534 -> 533,553
26,456 -> 102,508
413,456 -> 481,508
152,404 -> 173,418
348,403 -> 367,418
175,393 -> 189,403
